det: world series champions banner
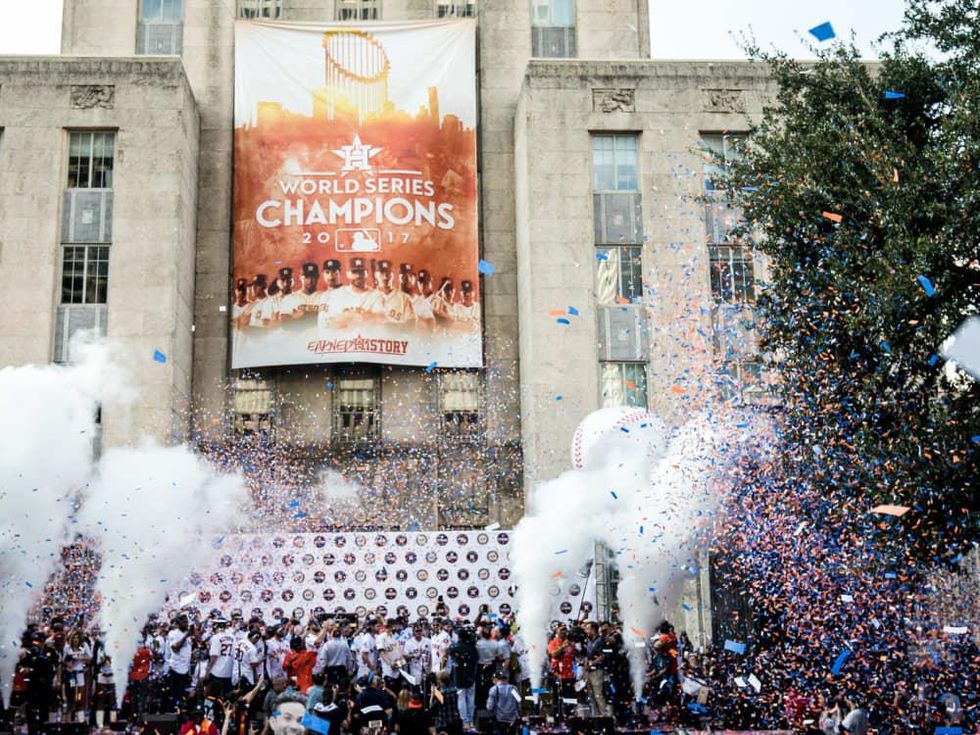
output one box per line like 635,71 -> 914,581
232,20 -> 481,369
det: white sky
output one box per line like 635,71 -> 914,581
0,0 -> 906,58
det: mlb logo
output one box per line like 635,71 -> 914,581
335,228 -> 381,252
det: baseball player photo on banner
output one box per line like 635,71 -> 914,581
232,19 -> 480,369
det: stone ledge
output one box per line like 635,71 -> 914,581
525,58 -> 772,84
0,56 -> 195,103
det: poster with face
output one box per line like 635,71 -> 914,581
232,20 -> 481,370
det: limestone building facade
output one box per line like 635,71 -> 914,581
0,0 -> 772,542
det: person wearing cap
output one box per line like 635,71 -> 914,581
410,268 -> 436,326
486,670 -> 520,735
364,260 -> 416,324
351,619 -> 379,681
231,278 -> 252,327
315,259 -> 345,331
276,265 -> 314,320
205,619 -> 235,697
402,624 -> 431,692
431,277 -> 456,325
451,279 -> 479,328
168,615 -> 195,710
232,630 -> 262,690
246,274 -> 270,327
328,256 -> 373,327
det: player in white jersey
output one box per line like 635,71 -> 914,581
315,259 -> 345,331
205,621 -> 236,696
232,631 -> 261,688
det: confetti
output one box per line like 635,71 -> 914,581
477,259 -> 495,275
724,639 -> 746,654
152,350 -> 167,363
556,317 -> 570,325
916,275 -> 936,297
884,90 -> 906,99
830,649 -> 851,676
871,504 -> 910,517
822,211 -> 843,223
809,21 -> 836,41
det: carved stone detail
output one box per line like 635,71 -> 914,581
71,84 -> 115,109
703,88 -> 744,113
592,88 -> 635,113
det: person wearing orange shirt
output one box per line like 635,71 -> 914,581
129,640 -> 154,718
282,638 -> 317,693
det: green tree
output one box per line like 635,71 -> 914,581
721,0 -> 979,558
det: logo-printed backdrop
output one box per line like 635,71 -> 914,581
170,532 -> 594,622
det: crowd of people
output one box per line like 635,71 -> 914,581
10,600 -> 974,735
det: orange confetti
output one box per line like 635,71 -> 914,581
871,504 -> 910,517
822,211 -> 843,223
614,295 -> 631,305
671,385 -> 687,395
548,309 -> 566,317
630,626 -> 647,638
624,380 -> 637,389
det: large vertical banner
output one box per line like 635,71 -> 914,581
232,20 -> 480,369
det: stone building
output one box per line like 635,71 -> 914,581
1,0 -> 773,630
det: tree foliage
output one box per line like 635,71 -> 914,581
722,0 -> 979,559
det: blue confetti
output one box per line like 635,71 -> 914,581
287,501 -> 300,509
610,491 -> 618,499
478,259 -> 495,276
881,341 -> 892,353
555,395 -> 563,401
301,714 -> 330,735
425,361 -> 438,372
884,90 -> 906,100
935,729 -> 963,735
971,435 -> 980,444
595,252 -> 609,261
556,317 -> 570,325
567,306 -> 580,316
153,349 -> 167,363
554,549 -> 568,555
681,602 -> 693,611
830,649 -> 851,676
928,354 -> 940,366
916,275 -> 936,297
724,639 -> 746,654
292,512 -> 307,520
809,22 -> 836,41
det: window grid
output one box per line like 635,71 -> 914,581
701,132 -> 744,191
709,245 -> 755,303
61,246 -> 109,305
140,0 -> 183,21
531,0 -> 573,27
596,245 -> 642,305
599,362 -> 648,409
592,134 -> 639,192
439,371 -> 482,440
336,0 -> 381,20
232,378 -> 275,435
68,132 -> 115,190
238,0 -> 282,18
718,359 -> 764,402
437,0 -> 475,16
333,375 -> 380,442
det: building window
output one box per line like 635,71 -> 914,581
238,0 -> 282,18
599,362 -> 647,408
137,0 -> 184,55
233,378 -> 275,435
61,246 -> 109,305
702,132 -> 746,243
709,245 -> 755,303
437,0 -> 475,15
440,371 -> 481,440
333,373 -> 380,442
718,359 -> 764,402
336,0 -> 380,20
68,132 -> 114,190
592,134 -> 639,192
596,246 -> 642,305
531,0 -> 575,58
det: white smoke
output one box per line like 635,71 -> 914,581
0,342 -> 121,704
78,443 -> 248,702
0,341 -> 248,705
513,409 -> 762,697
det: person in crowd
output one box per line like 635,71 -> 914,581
448,626 -> 478,730
486,670 -> 520,735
